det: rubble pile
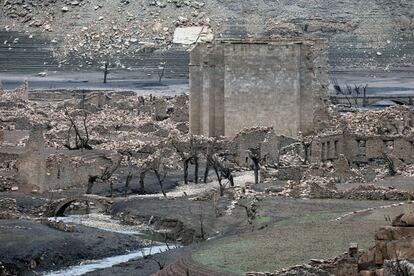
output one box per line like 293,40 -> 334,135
246,264 -> 331,276
0,88 -> 189,152
278,143 -> 305,167
0,176 -> 16,192
41,219 -> 76,232
263,106 -> 414,200
343,184 -> 414,201
325,106 -> 414,137
357,212 -> 414,275
0,198 -> 20,219
279,177 -> 339,199
278,181 -> 414,201
0,80 -> 29,102
383,259 -> 414,275
2,0 -> 212,63
2,0 -> 414,71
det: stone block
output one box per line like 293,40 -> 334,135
375,226 -> 414,241
366,138 -> 385,160
393,138 -> 412,162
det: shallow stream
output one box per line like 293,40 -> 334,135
44,213 -> 175,276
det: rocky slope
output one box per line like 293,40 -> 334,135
1,0 -> 413,74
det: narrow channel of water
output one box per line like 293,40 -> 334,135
48,213 -> 149,235
43,245 -> 172,276
44,213 -> 177,275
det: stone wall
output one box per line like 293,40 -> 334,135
190,39 -> 328,138
232,127 -> 297,167
311,134 -> 414,164
17,149 -> 112,192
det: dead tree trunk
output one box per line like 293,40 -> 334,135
86,176 -> 98,194
124,172 -> 133,197
204,163 -> 210,183
248,147 -> 261,184
194,157 -> 199,184
229,174 -> 234,187
184,159 -> 189,184
154,169 -> 167,198
139,171 -> 146,194
103,62 -> 109,84
213,167 -> 224,196
252,160 -> 260,185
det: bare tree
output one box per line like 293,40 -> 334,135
188,203 -> 207,240
103,61 -> 110,84
237,200 -> 258,231
203,138 -> 224,183
140,240 -> 168,271
333,78 -> 352,108
171,134 -> 204,184
157,62 -> 166,83
332,79 -> 369,108
86,154 -> 122,194
63,108 -> 92,150
207,152 -> 235,196
138,169 -> 149,194
120,151 -> 134,197
247,147 -> 261,184
300,134 -> 314,164
140,145 -> 176,198
198,203 -> 206,240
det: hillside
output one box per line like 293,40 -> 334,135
1,0 -> 413,74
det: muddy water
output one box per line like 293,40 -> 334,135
43,245 -> 172,276
45,213 -> 176,276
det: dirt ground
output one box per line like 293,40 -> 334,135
83,196 -> 408,275
337,175 -> 414,193
1,171 -> 414,275
0,219 -> 143,275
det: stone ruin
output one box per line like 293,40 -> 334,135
189,38 -> 330,138
310,134 -> 414,165
25,127 -> 45,152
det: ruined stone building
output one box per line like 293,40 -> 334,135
0,128 -> 115,193
310,134 -> 414,165
189,39 -> 329,138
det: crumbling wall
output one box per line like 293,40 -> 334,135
25,127 -> 45,151
17,150 -> 112,192
311,133 -> 414,165
232,127 -> 297,167
358,213 -> 414,275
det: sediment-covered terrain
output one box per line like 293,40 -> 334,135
1,0 -> 414,73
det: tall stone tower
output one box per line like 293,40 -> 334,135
189,39 -> 329,138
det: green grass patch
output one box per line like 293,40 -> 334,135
192,208 -> 398,275
254,215 -> 272,224
274,210 -> 345,226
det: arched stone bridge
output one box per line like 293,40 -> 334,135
46,194 -> 114,217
